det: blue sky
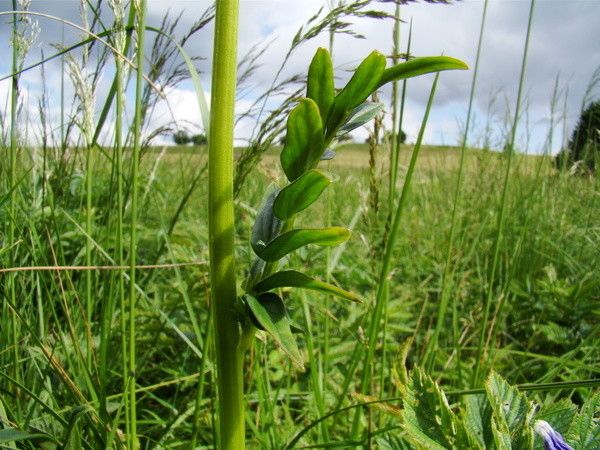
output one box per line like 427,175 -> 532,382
1,0 -> 599,154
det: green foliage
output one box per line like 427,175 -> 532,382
242,48 -> 466,367
396,369 -> 598,450
256,227 -> 351,262
191,133 -> 207,145
556,100 -> 600,173
173,129 -> 190,145
243,293 -> 303,369
252,270 -> 361,302
273,170 -> 332,221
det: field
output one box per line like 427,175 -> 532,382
2,140 -> 599,448
1,0 -> 599,449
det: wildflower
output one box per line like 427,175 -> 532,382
534,420 -> 574,450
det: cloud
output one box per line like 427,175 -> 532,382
1,0 -> 599,153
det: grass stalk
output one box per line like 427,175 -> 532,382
351,73 -> 441,438
472,0 -> 536,387
8,0 -> 20,394
424,0 -> 489,376
127,1 -> 148,447
207,1 -> 247,448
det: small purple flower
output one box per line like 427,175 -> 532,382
534,420 -> 574,450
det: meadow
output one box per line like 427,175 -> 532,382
1,0 -> 599,449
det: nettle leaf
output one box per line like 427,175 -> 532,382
307,47 -> 334,123
338,102 -> 384,135
463,394 -> 493,449
485,372 -> 535,449
280,98 -> 324,182
377,56 -> 468,89
273,170 -> 332,221
251,188 -> 282,255
252,270 -> 361,302
400,367 -> 473,450
244,293 -> 303,369
566,391 -> 600,450
257,227 -> 351,262
326,50 -> 387,134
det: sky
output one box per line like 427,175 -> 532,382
1,0 -> 599,154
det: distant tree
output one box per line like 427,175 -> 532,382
191,133 -> 208,145
173,130 -> 191,145
555,100 -> 600,174
385,129 -> 407,147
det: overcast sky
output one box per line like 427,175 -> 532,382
1,0 -> 599,153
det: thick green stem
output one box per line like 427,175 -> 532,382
208,1 -> 245,448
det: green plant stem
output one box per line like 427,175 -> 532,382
351,74 -> 440,439
128,1 -> 147,448
9,0 -> 19,393
207,2 -> 247,449
424,0 -> 488,376
388,3 -> 401,210
472,0 -> 536,387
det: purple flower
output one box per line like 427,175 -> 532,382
534,420 -> 574,450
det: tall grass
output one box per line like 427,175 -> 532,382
0,0 -> 598,448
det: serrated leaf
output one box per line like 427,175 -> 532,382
377,56 -> 468,89
566,391 -> 600,450
400,367 -> 473,450
257,227 -> 351,262
251,188 -> 282,255
307,47 -> 334,123
252,270 -> 361,302
280,98 -> 324,181
244,293 -> 303,369
485,372 -> 535,449
463,394 -> 493,449
326,51 -> 387,133
338,102 -> 384,135
273,170 -> 332,221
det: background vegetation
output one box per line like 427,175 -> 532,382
0,0 -> 598,448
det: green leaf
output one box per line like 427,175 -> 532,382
244,293 -> 303,369
400,367 -> 474,450
307,47 -> 334,123
338,102 -> 384,135
566,391 -> 600,450
273,170 -> 332,221
0,428 -> 51,443
377,56 -> 468,89
252,270 -> 361,302
327,51 -> 385,135
251,188 -> 282,255
326,50 -> 387,133
257,227 -> 351,262
485,372 -> 534,449
462,394 -> 493,449
280,98 -> 325,181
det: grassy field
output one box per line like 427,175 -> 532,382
2,139 -> 598,448
2,0 -> 599,447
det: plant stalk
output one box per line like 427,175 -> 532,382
208,1 -> 246,448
